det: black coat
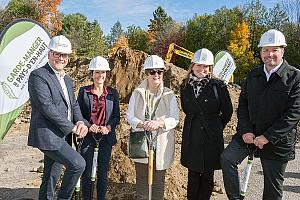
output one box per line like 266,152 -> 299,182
234,60 -> 300,161
180,79 -> 233,172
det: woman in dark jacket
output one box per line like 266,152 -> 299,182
180,48 -> 233,200
77,56 -> 120,200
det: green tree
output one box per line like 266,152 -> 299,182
282,0 -> 300,68
106,21 -> 125,48
242,0 -> 268,53
126,25 -> 150,53
0,0 -> 37,29
184,7 -> 243,53
265,3 -> 288,30
148,6 -> 173,34
60,13 -> 106,58
227,21 -> 259,84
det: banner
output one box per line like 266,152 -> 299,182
0,18 -> 50,140
213,51 -> 236,83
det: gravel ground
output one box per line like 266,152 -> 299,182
0,124 -> 299,200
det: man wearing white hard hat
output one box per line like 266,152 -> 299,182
180,48 -> 233,200
126,55 -> 179,199
221,29 -> 300,200
77,56 -> 120,200
28,35 -> 88,199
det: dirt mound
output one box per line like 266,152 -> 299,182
16,47 -> 241,199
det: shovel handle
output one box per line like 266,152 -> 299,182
148,149 -> 154,185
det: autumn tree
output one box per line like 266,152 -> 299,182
0,0 -> 62,35
152,22 -> 186,62
108,34 -> 129,56
36,0 -> 62,35
227,21 -> 259,84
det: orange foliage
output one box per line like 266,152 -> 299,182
108,35 -> 129,56
147,31 -> 156,44
36,0 -> 62,35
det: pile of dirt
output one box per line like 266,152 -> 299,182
17,47 -> 241,199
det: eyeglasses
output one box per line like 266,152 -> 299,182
51,51 -> 69,59
148,69 -> 164,75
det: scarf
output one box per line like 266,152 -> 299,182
188,73 -> 211,98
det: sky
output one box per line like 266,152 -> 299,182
0,0 -> 281,35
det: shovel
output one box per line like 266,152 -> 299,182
145,131 -> 158,200
89,134 -> 103,200
148,139 -> 154,200
72,134 -> 83,200
240,145 -> 257,199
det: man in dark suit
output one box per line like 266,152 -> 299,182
221,29 -> 300,200
28,35 -> 88,200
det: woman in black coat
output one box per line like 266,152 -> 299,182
180,48 -> 233,200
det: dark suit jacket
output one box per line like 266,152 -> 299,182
28,63 -> 85,150
77,85 -> 120,146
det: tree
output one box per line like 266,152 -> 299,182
152,22 -> 186,62
227,21 -> 259,84
0,0 -> 37,29
36,0 -> 62,35
106,21 -> 124,48
0,0 -> 63,35
80,20 -> 107,57
148,6 -> 173,32
148,6 -> 173,43
108,35 -> 129,56
126,25 -> 150,53
281,0 -> 300,68
242,0 -> 268,53
184,7 -> 243,55
60,13 -> 107,58
265,3 -> 288,30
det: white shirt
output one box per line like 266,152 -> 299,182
263,60 -> 283,81
49,63 -> 72,121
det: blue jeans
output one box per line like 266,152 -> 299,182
40,141 -> 86,200
81,135 -> 112,200
220,139 -> 287,200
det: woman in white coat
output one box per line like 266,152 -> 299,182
126,55 -> 179,200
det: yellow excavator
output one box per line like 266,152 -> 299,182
165,43 -> 234,83
165,43 -> 194,62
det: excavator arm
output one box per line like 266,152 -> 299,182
165,43 -> 234,83
165,43 -> 194,62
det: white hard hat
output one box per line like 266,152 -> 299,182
48,35 -> 72,54
88,56 -> 110,71
144,55 -> 165,70
258,29 -> 287,48
191,48 -> 214,65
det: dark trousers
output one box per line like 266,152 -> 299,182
39,159 -> 62,199
81,136 -> 112,200
187,170 -> 214,200
39,141 -> 86,200
134,161 -> 166,200
220,139 -> 288,200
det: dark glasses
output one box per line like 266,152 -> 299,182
148,69 -> 164,75
51,51 -> 69,59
